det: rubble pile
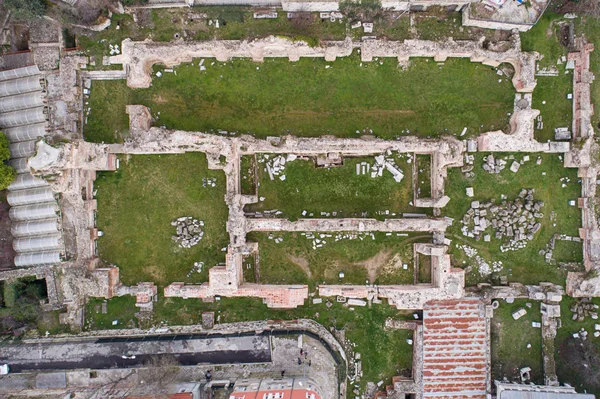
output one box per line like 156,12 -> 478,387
456,244 -> 503,277
268,231 -> 409,250
482,154 -> 507,174
259,154 -> 297,181
187,261 -> 205,278
571,298 -> 599,321
356,152 -> 408,183
462,154 -> 475,177
460,189 -> 544,252
172,217 -> 204,248
358,154 -> 404,182
202,177 -> 217,187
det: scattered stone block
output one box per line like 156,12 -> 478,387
348,298 -> 367,307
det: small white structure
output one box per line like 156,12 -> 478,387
512,308 -> 527,320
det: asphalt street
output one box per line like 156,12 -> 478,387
0,334 -> 271,372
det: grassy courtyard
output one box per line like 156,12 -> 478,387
491,298 -> 544,384
247,231 -> 431,287
444,153 -> 582,286
95,153 -> 230,287
245,155 -> 423,220
84,55 -> 514,143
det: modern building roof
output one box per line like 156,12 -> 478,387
496,382 -> 596,399
422,299 -> 489,399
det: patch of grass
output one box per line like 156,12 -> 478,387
415,154 -> 431,198
578,15 -> 600,133
84,55 -> 514,142
248,231 -> 429,287
84,80 -> 132,143
553,239 -> 583,264
206,8 -> 347,43
491,299 -> 543,384
555,297 -> 600,397
414,10 -> 471,41
532,73 -> 573,143
246,155 -> 421,220
240,154 -> 256,195
85,297 -> 139,330
417,253 -> 431,283
3,282 -> 16,308
242,253 -> 257,283
95,153 -> 230,287
444,153 -> 581,286
521,12 -> 568,69
77,9 -> 346,62
37,310 -> 72,336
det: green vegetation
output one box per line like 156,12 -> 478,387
247,231 -> 430,287
240,154 -> 257,195
444,153 -> 582,286
522,12 -> 568,69
84,56 -> 514,143
417,253 -> 432,283
532,74 -> 573,142
84,81 -> 133,143
246,155 -> 421,220
520,12 -> 574,142
84,295 -> 414,387
555,297 -> 600,396
77,9 -> 347,63
553,240 -> 583,264
85,296 -> 139,330
491,299 -> 544,384
242,253 -> 257,283
0,132 -> 16,190
0,277 -> 48,335
578,14 -> 600,133
2,0 -> 45,21
415,154 -> 432,198
95,153 -> 230,287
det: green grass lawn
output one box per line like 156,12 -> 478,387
240,154 -> 257,195
532,73 -> 573,143
520,11 -> 573,143
84,295 -> 414,389
578,14 -> 600,133
555,297 -> 600,396
521,12 -> 568,69
95,153 -> 230,287
247,231 -> 431,287
491,298 -> 544,384
85,80 -> 133,143
245,155 -> 422,220
444,153 -> 582,286
84,55 -> 514,143
415,154 -> 432,198
85,296 -> 139,330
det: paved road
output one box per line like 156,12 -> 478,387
0,334 -> 271,372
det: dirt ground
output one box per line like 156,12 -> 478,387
0,195 -> 15,270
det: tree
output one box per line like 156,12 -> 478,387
0,132 -> 15,190
3,0 -> 46,21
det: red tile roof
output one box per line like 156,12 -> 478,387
422,299 -> 488,399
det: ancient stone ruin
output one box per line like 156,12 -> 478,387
461,189 -> 543,251
171,216 -> 204,248
482,154 -> 507,174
